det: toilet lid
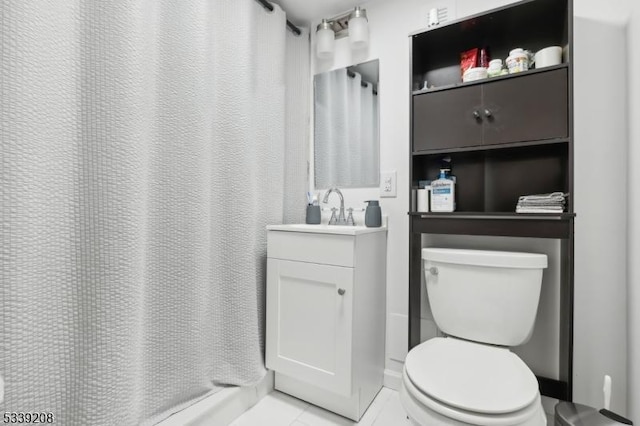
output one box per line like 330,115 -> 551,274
405,338 -> 539,415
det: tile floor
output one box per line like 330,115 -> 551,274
229,387 -> 412,426
230,387 -> 556,426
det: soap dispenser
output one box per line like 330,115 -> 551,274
365,200 -> 382,227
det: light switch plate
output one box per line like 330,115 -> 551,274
380,170 -> 397,198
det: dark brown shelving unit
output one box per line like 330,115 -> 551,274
409,212 -> 574,238
408,0 -> 574,402
411,63 -> 569,95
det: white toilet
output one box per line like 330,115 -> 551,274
400,248 -> 549,426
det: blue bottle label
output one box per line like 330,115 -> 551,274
432,188 -> 451,195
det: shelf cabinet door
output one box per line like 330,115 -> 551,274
413,85 -> 483,151
482,68 -> 568,145
266,258 -> 354,397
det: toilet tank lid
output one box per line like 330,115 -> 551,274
422,248 -> 547,269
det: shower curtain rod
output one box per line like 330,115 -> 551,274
347,69 -> 378,95
254,0 -> 302,36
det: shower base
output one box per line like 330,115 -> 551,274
157,372 -> 273,426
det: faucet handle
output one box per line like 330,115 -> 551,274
346,208 -> 355,226
329,207 -> 338,225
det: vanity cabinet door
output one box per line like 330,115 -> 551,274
266,258 -> 354,397
413,85 -> 483,152
482,68 -> 568,145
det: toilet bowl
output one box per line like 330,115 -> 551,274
400,248 -> 548,426
400,338 -> 546,426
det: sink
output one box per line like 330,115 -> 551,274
266,223 -> 386,236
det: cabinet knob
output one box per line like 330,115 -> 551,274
338,288 -> 346,296
484,109 -> 493,117
473,110 -> 481,119
429,267 -> 439,276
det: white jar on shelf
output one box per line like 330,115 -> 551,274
506,48 -> 529,74
487,59 -> 503,77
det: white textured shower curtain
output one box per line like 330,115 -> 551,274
0,0 -> 309,424
314,68 -> 378,188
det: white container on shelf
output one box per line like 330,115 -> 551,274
462,67 -> 488,82
417,187 -> 430,212
487,59 -> 503,77
535,46 -> 562,68
506,48 -> 529,74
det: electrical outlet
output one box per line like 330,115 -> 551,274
380,170 -> 397,198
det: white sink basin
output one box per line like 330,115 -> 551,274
266,223 -> 386,236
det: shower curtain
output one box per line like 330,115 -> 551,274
0,0 -> 309,424
314,68 -> 379,188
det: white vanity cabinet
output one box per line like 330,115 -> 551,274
265,225 -> 387,421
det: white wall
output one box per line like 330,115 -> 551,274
573,9 -> 629,414
309,0 -> 633,415
627,4 -> 640,422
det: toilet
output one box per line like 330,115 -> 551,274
400,248 -> 549,426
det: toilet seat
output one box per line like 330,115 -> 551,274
401,367 -> 544,426
402,337 -> 543,425
405,338 -> 539,414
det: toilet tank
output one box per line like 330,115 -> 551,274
423,248 -> 548,347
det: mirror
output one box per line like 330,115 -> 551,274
314,60 -> 380,189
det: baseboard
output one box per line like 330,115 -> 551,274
383,369 -> 403,391
256,371 -> 275,400
158,371 -> 274,426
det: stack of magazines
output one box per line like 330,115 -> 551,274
515,192 -> 568,214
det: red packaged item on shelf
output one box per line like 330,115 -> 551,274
479,47 -> 490,68
460,48 -> 479,78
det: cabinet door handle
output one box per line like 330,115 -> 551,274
338,288 -> 346,296
484,109 -> 493,117
473,110 -> 481,119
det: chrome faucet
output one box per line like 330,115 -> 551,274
322,188 -> 347,225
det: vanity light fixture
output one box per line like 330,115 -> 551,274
348,7 -> 369,49
316,6 -> 369,58
316,19 -> 335,59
